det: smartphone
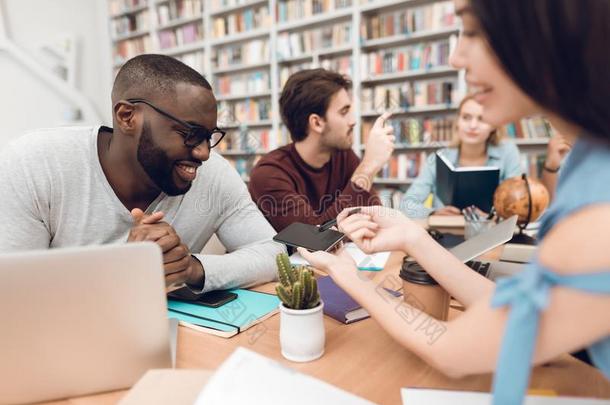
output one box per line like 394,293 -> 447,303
167,289 -> 238,308
273,222 -> 345,252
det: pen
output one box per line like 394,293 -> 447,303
318,208 -> 362,232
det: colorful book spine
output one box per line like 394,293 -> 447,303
362,1 -> 455,40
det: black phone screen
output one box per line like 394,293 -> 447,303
167,289 -> 238,308
273,222 -> 345,252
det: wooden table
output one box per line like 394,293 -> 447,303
45,251 -> 610,405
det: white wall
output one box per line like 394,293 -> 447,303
0,0 -> 112,150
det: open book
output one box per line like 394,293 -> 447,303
167,289 -> 279,338
435,151 -> 500,212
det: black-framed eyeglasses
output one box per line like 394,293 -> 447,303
126,98 -> 226,149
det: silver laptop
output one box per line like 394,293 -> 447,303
447,215 -> 528,280
0,243 -> 172,405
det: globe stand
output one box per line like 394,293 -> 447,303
508,174 -> 538,245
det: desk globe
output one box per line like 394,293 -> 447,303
493,174 -> 550,244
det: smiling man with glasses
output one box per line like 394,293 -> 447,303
0,54 -> 284,294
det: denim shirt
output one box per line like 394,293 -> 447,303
490,137 -> 610,404
400,140 -> 522,218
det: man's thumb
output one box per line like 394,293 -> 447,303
131,208 -> 145,224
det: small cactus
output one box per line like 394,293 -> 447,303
275,253 -> 320,310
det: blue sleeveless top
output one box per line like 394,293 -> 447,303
491,137 -> 610,405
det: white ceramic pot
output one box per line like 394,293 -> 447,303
279,301 -> 325,362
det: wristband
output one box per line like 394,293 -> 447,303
543,164 -> 560,173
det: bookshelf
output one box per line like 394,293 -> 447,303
107,0 -> 551,203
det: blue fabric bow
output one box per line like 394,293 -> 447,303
490,262 -> 610,405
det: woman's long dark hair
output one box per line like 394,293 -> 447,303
469,0 -> 610,140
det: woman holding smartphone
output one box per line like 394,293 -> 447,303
299,1 -> 610,404
400,95 -> 522,218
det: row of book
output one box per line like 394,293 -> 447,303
176,51 -> 205,71
108,0 -> 146,16
214,40 -> 269,69
225,156 -> 260,180
362,116 -> 455,146
218,99 -> 272,123
210,0 -> 256,13
501,116 -> 553,139
279,62 -> 312,87
276,22 -> 351,60
278,56 -> 351,86
361,1 -> 455,40
158,22 -> 203,49
276,0 -> 352,23
213,6 -> 271,37
319,55 -> 353,77
111,9 -> 149,38
361,38 -> 452,77
157,0 -> 202,26
217,128 -> 274,152
361,78 -> 457,111
378,152 -> 425,181
215,70 -> 270,95
113,36 -> 152,64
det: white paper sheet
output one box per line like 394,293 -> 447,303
401,388 -> 610,405
195,347 -> 375,405
290,242 -> 391,271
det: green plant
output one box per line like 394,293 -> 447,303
275,253 -> 320,310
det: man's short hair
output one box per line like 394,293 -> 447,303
279,69 -> 352,142
111,54 -> 212,103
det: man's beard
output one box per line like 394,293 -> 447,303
321,125 -> 353,151
137,122 -> 192,196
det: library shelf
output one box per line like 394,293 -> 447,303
219,149 -> 268,156
361,66 -> 458,84
157,15 -> 204,31
210,28 -> 269,46
373,178 -> 414,186
361,104 -> 458,118
359,142 -> 449,152
216,91 -> 272,101
112,29 -> 150,43
514,138 -> 549,147
276,7 -> 353,32
212,61 -> 271,75
109,3 -> 149,19
278,44 -> 353,64
209,0 -> 269,17
159,41 -> 205,56
221,120 -> 273,128
359,0 -> 421,14
361,26 -> 459,51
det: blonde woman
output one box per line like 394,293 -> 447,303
400,95 -> 522,218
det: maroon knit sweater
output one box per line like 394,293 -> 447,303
248,143 -> 380,232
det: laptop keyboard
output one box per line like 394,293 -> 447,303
466,260 -> 491,277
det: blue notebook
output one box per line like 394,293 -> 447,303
168,289 -> 280,338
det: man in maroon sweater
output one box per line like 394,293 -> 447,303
248,69 -> 395,231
